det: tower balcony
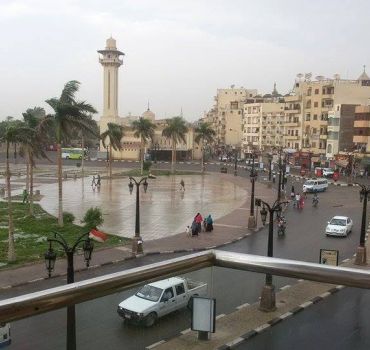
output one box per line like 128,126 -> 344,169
99,58 -> 123,65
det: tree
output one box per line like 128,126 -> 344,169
20,107 -> 49,216
131,117 -> 156,175
40,80 -> 97,226
194,122 -> 216,173
162,116 -> 188,174
0,121 -> 33,261
100,122 -> 124,178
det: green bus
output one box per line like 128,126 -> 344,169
61,148 -> 87,160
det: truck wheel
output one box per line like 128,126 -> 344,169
144,312 -> 157,327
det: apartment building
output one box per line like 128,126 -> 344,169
353,105 -> 370,153
292,71 -> 370,159
242,100 -> 285,152
283,95 -> 303,150
212,87 -> 257,149
326,104 -> 357,158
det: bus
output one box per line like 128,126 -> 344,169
0,323 -> 11,347
61,148 -> 87,160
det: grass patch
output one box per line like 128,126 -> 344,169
0,202 -> 128,268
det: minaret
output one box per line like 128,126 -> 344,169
98,37 -> 124,131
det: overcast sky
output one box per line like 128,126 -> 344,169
1,0 -> 369,122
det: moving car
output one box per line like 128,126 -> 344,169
326,216 -> 353,237
0,323 -> 11,347
117,277 -> 207,327
303,178 -> 328,192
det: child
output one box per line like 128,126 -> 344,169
185,225 -> 191,237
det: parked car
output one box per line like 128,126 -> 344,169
117,277 -> 207,327
326,216 -> 353,237
303,178 -> 328,192
322,168 -> 334,178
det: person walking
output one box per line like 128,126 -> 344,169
272,173 -> 276,183
180,179 -> 185,191
206,214 -> 214,232
96,174 -> 101,187
22,189 -> 29,204
290,185 -> 295,200
91,175 -> 96,188
302,186 -> 307,198
299,193 -> 305,209
295,192 -> 301,209
195,213 -> 203,233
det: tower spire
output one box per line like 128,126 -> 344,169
147,100 -> 150,111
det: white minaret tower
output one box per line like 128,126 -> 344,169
98,37 -> 124,132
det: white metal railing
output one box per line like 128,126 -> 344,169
1,250 -> 370,324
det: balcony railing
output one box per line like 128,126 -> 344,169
3,250 -> 370,324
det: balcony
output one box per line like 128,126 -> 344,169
285,121 -> 301,127
284,134 -> 299,140
327,125 -> 339,132
319,134 -> 327,140
354,120 -> 370,128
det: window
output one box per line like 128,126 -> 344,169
314,102 -> 318,107
313,114 -> 318,120
306,100 -> 311,108
315,89 -> 319,94
306,113 -> 311,121
295,130 -> 298,136
175,284 -> 185,295
312,142 -> 316,148
313,128 -> 317,134
307,88 -> 312,96
162,287 -> 174,300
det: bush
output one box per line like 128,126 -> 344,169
82,207 -> 104,231
63,212 -> 75,223
143,161 -> 152,171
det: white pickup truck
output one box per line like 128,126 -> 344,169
117,277 -> 207,327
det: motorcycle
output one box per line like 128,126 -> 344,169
277,217 -> 286,236
313,197 -> 319,207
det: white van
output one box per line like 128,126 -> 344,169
303,178 -> 328,193
0,323 -> 11,347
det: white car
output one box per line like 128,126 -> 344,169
322,168 -> 334,177
326,216 -> 353,237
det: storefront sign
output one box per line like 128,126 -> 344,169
319,249 -> 339,266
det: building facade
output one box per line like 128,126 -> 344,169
353,105 -> 370,153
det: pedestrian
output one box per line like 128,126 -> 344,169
299,194 -> 305,209
290,185 -> 295,200
195,213 -> 203,233
206,214 -> 214,232
203,217 -> 207,232
191,220 -> 198,237
185,225 -> 191,237
96,174 -> 101,187
295,193 -> 301,209
91,175 -> 96,188
180,179 -> 185,191
302,186 -> 307,198
272,173 -> 276,183
22,189 -> 29,204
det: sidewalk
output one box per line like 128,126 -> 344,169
0,173 -> 275,289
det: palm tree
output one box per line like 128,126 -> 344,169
131,118 -> 156,174
20,108 -> 49,216
194,122 -> 216,173
1,122 -> 32,261
100,122 -> 124,178
40,80 -> 97,226
162,117 -> 188,174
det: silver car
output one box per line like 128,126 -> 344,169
325,216 -> 353,237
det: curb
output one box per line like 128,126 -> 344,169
0,229 -> 261,290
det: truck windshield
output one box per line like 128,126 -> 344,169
136,285 -> 163,302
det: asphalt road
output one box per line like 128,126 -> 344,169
234,287 -> 370,350
1,156 -> 367,349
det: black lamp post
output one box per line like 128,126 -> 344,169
267,153 -> 273,181
248,152 -> 258,229
129,176 -> 148,255
234,147 -> 238,176
255,198 -> 288,311
44,232 -> 94,350
355,184 -> 370,265
154,143 -> 159,164
277,149 -> 286,201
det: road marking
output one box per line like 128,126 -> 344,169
180,328 -> 191,334
226,337 -> 244,346
216,314 -> 226,320
28,278 -> 44,283
255,324 -> 271,333
145,340 -> 166,349
280,311 -> 293,319
300,301 -> 313,308
236,303 -> 250,310
280,284 -> 291,290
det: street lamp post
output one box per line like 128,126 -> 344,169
267,153 -> 273,181
154,143 -> 159,164
234,147 -> 238,176
129,176 -> 148,255
277,149 -> 286,201
248,152 -> 258,229
44,232 -> 94,350
255,198 -> 288,311
355,184 -> 370,265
